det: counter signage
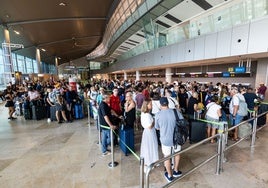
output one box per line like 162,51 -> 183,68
234,66 -> 246,73
222,72 -> 230,77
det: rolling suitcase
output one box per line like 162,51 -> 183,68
15,102 -> 23,116
189,120 -> 207,143
75,104 -> 84,119
50,106 -> 57,121
24,108 -> 32,120
119,126 -> 135,155
257,104 -> 268,126
238,122 -> 252,138
32,106 -> 46,120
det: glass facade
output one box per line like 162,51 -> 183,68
0,47 -> 56,86
117,0 -> 268,61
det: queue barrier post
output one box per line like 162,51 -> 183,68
251,111 -> 258,148
88,102 -> 90,126
98,116 -> 101,150
216,133 -> 222,175
108,127 -> 118,168
140,157 -> 144,188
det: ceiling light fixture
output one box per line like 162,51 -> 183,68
59,2 -> 67,6
14,30 -> 20,35
58,57 -> 61,60
41,48 -> 46,52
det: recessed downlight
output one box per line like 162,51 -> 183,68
14,30 -> 20,35
59,2 -> 67,6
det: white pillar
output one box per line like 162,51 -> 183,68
3,28 -> 13,85
124,71 -> 127,80
55,57 -> 59,75
165,68 -> 172,84
36,48 -> 41,73
136,70 -> 140,81
4,28 -> 10,43
114,74 -> 117,80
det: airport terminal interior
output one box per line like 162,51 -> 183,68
1,0 -> 268,187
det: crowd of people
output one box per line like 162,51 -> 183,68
1,78 -> 267,183
87,79 -> 266,182
2,80 -> 87,123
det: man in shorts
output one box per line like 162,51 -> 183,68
155,97 -> 183,182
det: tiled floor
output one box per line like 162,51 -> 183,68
0,101 -> 268,188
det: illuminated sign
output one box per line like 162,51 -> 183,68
234,66 -> 246,73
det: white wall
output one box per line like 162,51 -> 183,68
103,16 -> 268,73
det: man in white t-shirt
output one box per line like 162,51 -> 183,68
229,87 -> 246,141
165,90 -> 180,110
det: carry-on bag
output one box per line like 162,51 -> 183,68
119,125 -> 135,156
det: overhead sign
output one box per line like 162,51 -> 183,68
234,66 -> 246,73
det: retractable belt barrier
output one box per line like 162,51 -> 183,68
100,125 -> 140,161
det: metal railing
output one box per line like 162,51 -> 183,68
141,110 -> 268,188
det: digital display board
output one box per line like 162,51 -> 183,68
234,66 -> 246,73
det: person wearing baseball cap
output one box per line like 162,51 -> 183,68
155,97 -> 184,182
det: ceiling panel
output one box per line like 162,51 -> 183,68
166,0 -> 204,22
0,0 -> 116,65
157,17 -> 177,28
206,0 -> 226,7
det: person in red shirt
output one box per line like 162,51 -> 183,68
257,82 -> 267,101
110,87 -> 122,116
142,85 -> 150,100
110,87 -> 122,146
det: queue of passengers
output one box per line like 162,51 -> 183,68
86,79 -> 266,182
2,78 -> 267,182
2,80 -> 90,123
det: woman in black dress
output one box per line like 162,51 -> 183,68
124,91 -> 136,129
4,86 -> 16,120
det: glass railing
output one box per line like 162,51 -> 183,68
117,0 -> 268,62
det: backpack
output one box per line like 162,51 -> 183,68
173,109 -> 188,148
237,95 -> 248,116
221,96 -> 231,114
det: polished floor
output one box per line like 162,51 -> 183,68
0,101 -> 268,188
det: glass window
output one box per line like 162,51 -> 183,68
33,60 -> 38,73
26,57 -> 33,73
253,0 -> 267,19
11,53 -> 18,72
17,55 -> 26,73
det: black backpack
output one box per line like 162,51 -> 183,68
173,109 -> 188,148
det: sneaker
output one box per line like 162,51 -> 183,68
173,170 -> 182,178
102,151 -> 111,157
164,172 -> 173,183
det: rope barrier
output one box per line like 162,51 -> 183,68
196,118 -> 225,126
100,125 -> 140,161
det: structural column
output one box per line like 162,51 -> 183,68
36,48 -> 41,73
124,71 -> 127,80
3,28 -> 13,72
4,28 -> 10,43
55,57 -> 59,75
136,70 -> 140,81
165,67 -> 172,84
